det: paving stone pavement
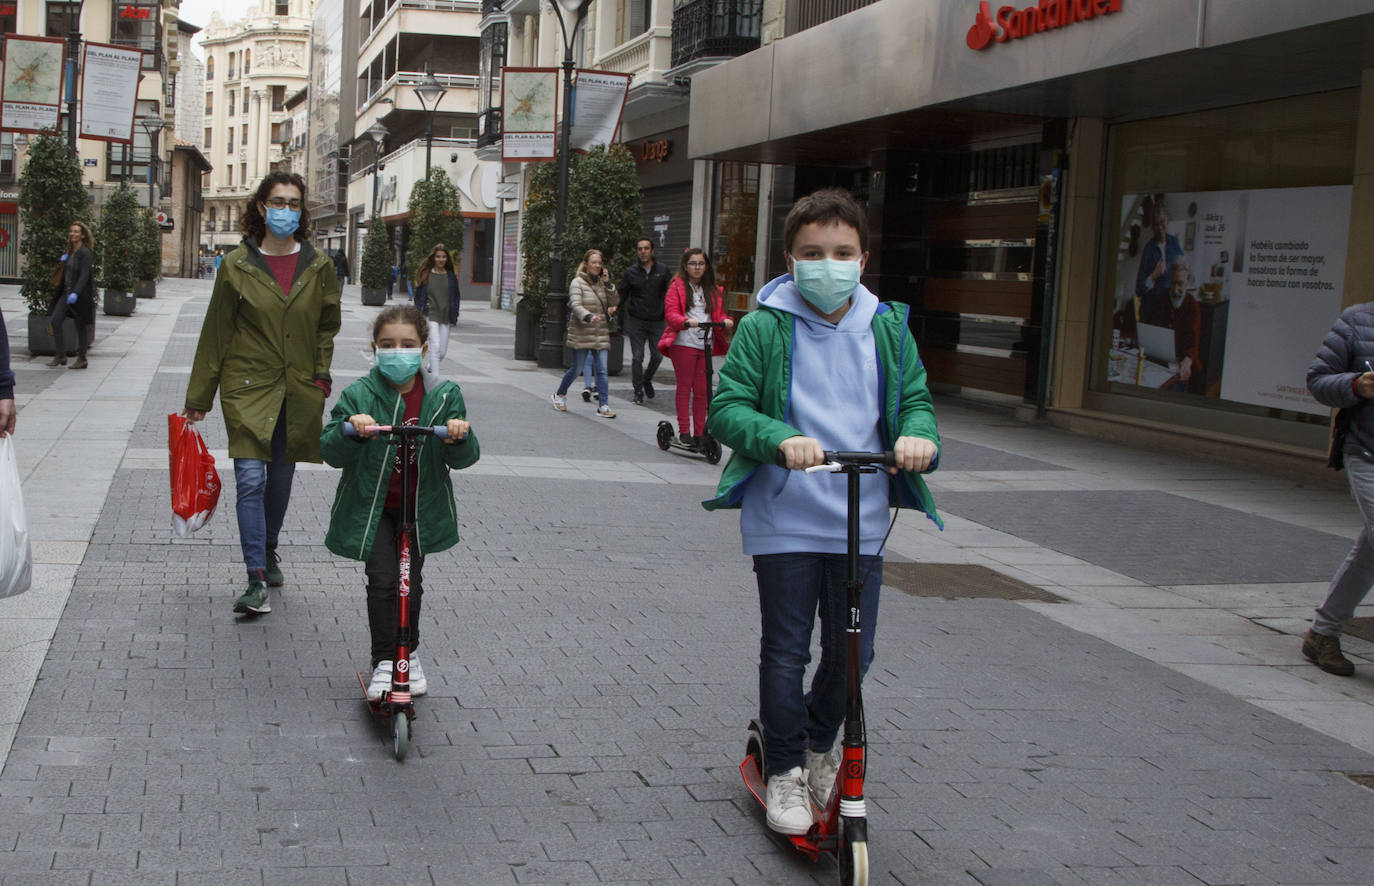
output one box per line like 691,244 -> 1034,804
4,280 -> 1374,884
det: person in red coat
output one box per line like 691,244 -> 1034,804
658,249 -> 734,448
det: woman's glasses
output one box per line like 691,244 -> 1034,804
265,197 -> 302,210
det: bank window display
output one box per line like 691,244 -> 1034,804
1097,90 -> 1357,423
710,162 -> 759,311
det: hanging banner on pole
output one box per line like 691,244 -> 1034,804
79,42 -> 143,143
568,70 -> 630,152
1,35 -> 66,134
501,67 -> 558,162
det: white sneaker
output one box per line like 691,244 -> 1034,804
765,766 -> 812,835
806,745 -> 841,807
407,656 -> 427,696
551,393 -> 567,412
597,404 -> 616,419
366,661 -> 392,702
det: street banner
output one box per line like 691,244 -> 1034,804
568,69 -> 629,152
79,42 -> 142,143
501,67 -> 558,161
1105,185 -> 1351,416
1,35 -> 66,134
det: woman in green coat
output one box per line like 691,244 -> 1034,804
183,171 -> 342,616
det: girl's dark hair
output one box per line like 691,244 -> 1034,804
676,248 -> 718,315
414,242 -> 451,288
69,219 -> 94,251
371,304 -> 429,344
240,171 -> 311,242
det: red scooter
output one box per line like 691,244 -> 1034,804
740,450 -> 895,886
656,321 -> 724,465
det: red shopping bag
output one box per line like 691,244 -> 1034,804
168,414 -> 222,537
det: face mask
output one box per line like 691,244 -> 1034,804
790,257 -> 861,314
374,347 -> 424,383
265,206 -> 301,239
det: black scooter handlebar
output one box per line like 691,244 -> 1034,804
341,423 -> 456,439
773,449 -> 897,469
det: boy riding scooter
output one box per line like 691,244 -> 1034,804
705,188 -> 942,836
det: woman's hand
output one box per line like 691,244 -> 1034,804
182,408 -> 206,423
686,319 -> 698,329
724,317 -> 735,330
348,414 -> 377,438
444,419 -> 470,443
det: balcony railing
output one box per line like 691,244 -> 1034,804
789,0 -> 879,34
358,70 -> 481,113
477,107 -> 501,149
671,0 -> 762,69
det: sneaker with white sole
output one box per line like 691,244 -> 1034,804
806,745 -> 841,807
581,387 -> 593,403
551,393 -> 567,412
597,404 -> 616,419
408,656 -> 427,696
765,766 -> 813,835
366,660 -> 393,702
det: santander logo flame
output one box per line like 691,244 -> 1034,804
967,0 -> 1123,51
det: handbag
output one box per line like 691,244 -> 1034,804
0,436 -> 32,598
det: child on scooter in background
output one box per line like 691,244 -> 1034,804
319,304 -> 480,702
705,188 -> 942,835
658,248 -> 733,449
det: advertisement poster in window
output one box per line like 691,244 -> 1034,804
79,42 -> 142,142
0,34 -> 64,133
1106,185 -> 1350,416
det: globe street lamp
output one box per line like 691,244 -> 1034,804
413,65 -> 447,178
537,0 -> 593,369
367,120 -> 388,217
138,115 -> 165,209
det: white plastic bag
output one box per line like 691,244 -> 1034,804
0,436 -> 32,598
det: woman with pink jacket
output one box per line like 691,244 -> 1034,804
657,248 -> 733,448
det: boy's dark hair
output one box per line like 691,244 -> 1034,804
240,171 -> 311,242
371,304 -> 429,345
783,187 -> 869,254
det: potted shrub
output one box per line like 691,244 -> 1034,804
359,214 -> 390,305
134,207 -> 161,298
515,163 -> 556,361
18,131 -> 94,355
403,167 -> 465,291
97,185 -> 140,316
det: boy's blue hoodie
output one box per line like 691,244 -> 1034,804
739,276 -> 889,556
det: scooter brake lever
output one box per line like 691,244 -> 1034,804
804,461 -> 841,474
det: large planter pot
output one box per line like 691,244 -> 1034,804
514,301 -> 539,361
103,289 -> 136,316
361,286 -> 387,306
134,279 -> 156,299
26,313 -> 78,357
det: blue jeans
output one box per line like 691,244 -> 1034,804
557,348 -> 609,406
233,411 -> 296,581
753,552 -> 881,778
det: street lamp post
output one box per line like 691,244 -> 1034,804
536,0 -> 593,369
413,65 -> 447,179
139,116 -> 164,209
366,120 -> 388,217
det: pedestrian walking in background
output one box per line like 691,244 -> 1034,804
619,237 -> 671,405
320,304 -> 479,701
0,306 -> 14,437
183,171 -> 342,616
334,249 -> 350,286
551,249 -> 619,419
705,188 -> 941,835
658,248 -> 732,448
213,249 -> 223,275
47,221 -> 96,369
412,243 -> 460,376
1303,302 -> 1374,676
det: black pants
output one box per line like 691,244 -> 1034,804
49,296 -> 88,358
624,315 -> 665,394
365,510 -> 426,667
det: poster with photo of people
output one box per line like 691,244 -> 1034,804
1105,185 -> 1350,416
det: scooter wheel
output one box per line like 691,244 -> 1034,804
393,711 -> 410,762
838,838 -> 867,886
702,435 -> 722,465
655,422 -> 673,451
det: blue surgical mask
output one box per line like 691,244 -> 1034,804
790,257 -> 861,314
265,206 -> 301,239
375,347 -> 424,383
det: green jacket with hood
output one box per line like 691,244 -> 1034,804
186,238 -> 342,462
704,296 -> 942,528
319,366 -> 480,561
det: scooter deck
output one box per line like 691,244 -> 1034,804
739,755 -> 828,860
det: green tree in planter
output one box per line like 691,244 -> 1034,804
18,131 -> 90,314
359,214 -> 392,290
136,208 -> 162,282
404,168 -> 465,282
564,144 -> 642,285
518,161 -> 557,318
96,184 -> 141,293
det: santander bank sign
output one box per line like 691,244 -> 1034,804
967,0 -> 1122,51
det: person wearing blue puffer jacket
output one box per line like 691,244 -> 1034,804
413,243 -> 460,376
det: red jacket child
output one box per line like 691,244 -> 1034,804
658,277 -> 730,358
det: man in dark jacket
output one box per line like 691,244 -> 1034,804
333,249 -> 350,285
0,306 -> 14,436
619,237 -> 671,405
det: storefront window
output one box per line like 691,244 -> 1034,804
1096,90 -> 1357,426
710,161 -> 759,311
110,2 -> 159,70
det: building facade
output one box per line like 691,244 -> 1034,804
306,0 -> 357,257
198,0 -> 312,253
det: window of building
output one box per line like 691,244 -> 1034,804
0,5 -> 17,62
208,206 -> 216,230
472,218 -> 494,284
227,165 -> 233,186
241,126 -> 248,146
243,88 -> 250,115
110,1 -> 159,71
0,134 -> 14,182
227,126 -> 234,149
202,172 -> 210,190
228,51 -> 236,79
204,127 -> 212,148
614,0 -> 650,46
276,0 -> 289,15
227,91 -> 235,116
106,99 -> 158,182
240,162 -> 247,185
205,92 -> 213,115
243,49 -> 250,74
271,122 -> 282,143
205,56 -> 214,79
271,85 -> 285,112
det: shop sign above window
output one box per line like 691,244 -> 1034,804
119,5 -> 152,19
966,0 -> 1121,51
